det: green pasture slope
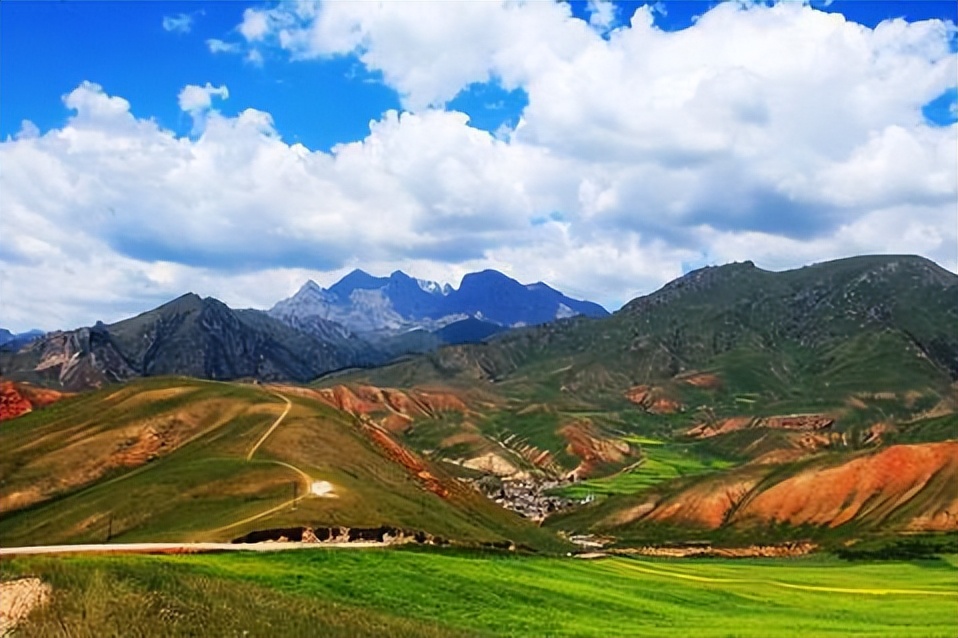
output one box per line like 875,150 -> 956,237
551,439 -> 735,500
4,549 -> 956,637
0,377 -> 563,552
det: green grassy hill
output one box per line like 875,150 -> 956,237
346,255 -> 957,423
0,377 -> 564,551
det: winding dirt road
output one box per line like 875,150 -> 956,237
208,389 -> 335,535
246,392 -> 293,461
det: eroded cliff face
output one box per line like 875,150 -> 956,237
561,420 -> 634,479
20,326 -> 137,391
730,441 -> 958,530
0,380 -> 68,421
311,384 -> 470,423
603,442 -> 958,534
0,381 -> 32,421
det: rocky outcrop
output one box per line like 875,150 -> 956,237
624,385 -> 682,414
731,441 -> 958,530
232,525 -> 447,545
316,384 -> 467,417
687,413 -> 834,439
0,381 -> 32,421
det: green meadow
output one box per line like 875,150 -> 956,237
551,441 -> 735,500
4,549 -> 956,637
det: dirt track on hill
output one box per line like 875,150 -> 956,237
210,389 -> 336,535
246,392 -> 293,460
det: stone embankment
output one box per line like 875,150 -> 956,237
232,526 -> 446,545
620,541 -> 817,558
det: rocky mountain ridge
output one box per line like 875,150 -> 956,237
0,269 -> 609,391
0,294 -> 366,391
268,268 -> 609,338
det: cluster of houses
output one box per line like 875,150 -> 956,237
477,476 -> 584,522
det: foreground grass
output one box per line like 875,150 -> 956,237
3,549 -> 956,637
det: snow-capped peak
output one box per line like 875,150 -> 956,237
555,303 -> 577,319
297,279 -> 325,295
416,277 -> 447,296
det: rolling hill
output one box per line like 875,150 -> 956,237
1,254 -> 956,551
0,377 -> 564,551
323,255 -> 958,544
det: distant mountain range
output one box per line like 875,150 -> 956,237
268,268 -> 609,337
5,257 -> 955,399
356,254 -> 958,409
0,269 -> 608,390
0,329 -> 44,351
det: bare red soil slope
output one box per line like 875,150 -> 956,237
606,442 -> 958,533
0,380 -> 67,422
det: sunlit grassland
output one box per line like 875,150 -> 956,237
3,549 -> 956,637
551,441 -> 735,499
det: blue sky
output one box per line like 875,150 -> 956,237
4,1 -> 955,148
1,1 -> 956,330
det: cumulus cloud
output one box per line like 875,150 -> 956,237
177,83 -> 229,133
587,0 -> 617,31
239,7 -> 271,41
1,2 -> 956,330
178,82 -> 229,113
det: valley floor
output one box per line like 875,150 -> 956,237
2,548 -> 956,637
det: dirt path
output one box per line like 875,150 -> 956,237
209,390 -> 331,536
0,578 -> 50,637
612,558 -> 958,597
246,392 -> 293,461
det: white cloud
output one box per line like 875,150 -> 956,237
239,8 -> 271,41
1,3 -> 956,330
177,83 -> 229,113
587,0 -> 617,31
207,39 -> 241,54
162,13 -> 194,34
177,83 -> 230,133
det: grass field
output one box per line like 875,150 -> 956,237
551,442 -> 735,499
2,549 -> 956,637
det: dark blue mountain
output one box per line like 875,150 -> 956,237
437,270 -> 608,326
273,268 -> 609,337
328,269 -> 390,300
434,317 -> 507,345
0,328 -> 45,352
381,271 -> 446,319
